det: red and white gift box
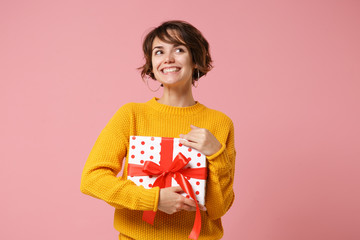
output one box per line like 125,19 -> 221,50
127,136 -> 207,205
127,135 -> 207,240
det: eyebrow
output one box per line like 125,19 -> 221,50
152,44 -> 186,52
152,46 -> 163,51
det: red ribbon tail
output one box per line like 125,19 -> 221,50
142,211 -> 156,225
188,207 -> 201,240
173,172 -> 202,240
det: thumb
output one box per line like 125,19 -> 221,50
190,125 -> 200,129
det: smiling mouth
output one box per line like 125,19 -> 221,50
161,67 -> 181,74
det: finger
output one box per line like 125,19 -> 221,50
180,133 -> 201,143
183,202 -> 205,212
179,139 -> 197,149
180,126 -> 203,139
199,204 -> 207,211
182,205 -> 197,211
179,133 -> 193,140
183,197 -> 197,208
169,186 -> 184,193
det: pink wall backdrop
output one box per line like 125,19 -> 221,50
1,0 -> 359,239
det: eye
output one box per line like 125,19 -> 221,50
154,50 -> 163,55
175,48 -> 185,53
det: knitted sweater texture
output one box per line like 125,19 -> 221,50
80,98 -> 236,240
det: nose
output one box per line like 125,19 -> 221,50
164,52 -> 175,63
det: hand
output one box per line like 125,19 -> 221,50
158,186 -> 207,214
179,125 -> 222,156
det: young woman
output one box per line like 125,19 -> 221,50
81,20 -> 236,240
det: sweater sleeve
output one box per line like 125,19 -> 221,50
80,104 -> 160,211
205,119 -> 236,220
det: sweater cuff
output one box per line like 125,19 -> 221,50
207,143 -> 226,161
206,143 -> 231,171
153,186 -> 160,211
140,186 -> 160,212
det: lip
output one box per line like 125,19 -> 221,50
160,66 -> 181,73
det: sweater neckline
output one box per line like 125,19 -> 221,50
146,97 -> 206,115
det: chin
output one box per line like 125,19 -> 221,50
158,78 -> 182,85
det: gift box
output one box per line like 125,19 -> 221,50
127,136 -> 207,205
127,135 -> 208,239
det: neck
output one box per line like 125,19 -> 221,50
157,83 -> 195,107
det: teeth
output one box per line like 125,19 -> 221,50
162,67 -> 180,73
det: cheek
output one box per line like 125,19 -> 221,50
179,55 -> 194,67
151,60 -> 161,77
151,59 -> 160,71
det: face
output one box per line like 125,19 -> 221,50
151,32 -> 195,88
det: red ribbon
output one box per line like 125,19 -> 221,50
127,137 -> 207,240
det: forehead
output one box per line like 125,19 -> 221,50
151,29 -> 186,48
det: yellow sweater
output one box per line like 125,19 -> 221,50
80,97 -> 236,240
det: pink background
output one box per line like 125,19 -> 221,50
1,0 -> 359,239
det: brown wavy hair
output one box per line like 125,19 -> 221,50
138,20 -> 213,85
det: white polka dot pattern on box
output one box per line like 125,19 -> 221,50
127,136 -> 207,206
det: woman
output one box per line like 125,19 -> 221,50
80,20 -> 236,240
